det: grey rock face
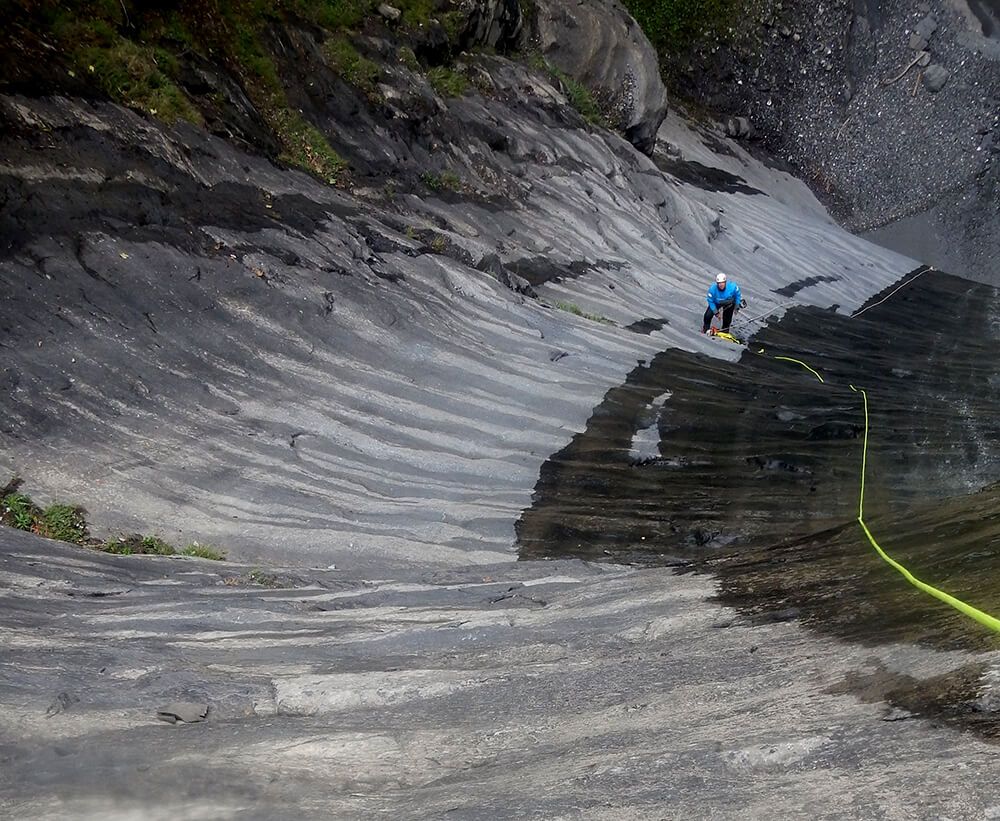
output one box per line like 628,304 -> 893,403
462,0 -> 524,51
533,0 -> 668,155
923,63 -> 950,91
4,529 -> 1000,817
0,88 -> 911,569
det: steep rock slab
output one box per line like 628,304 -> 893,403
2,527 -> 1000,817
534,0 -> 669,154
0,77 -> 911,569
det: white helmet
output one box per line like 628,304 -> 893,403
716,273 -> 727,285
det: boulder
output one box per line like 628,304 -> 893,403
725,116 -> 753,139
909,15 -> 937,50
922,64 -> 950,92
378,3 -> 401,23
532,0 -> 669,155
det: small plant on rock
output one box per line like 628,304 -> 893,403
427,65 -> 469,97
398,45 -> 420,71
1,479 -> 39,531
103,534 -> 178,555
420,170 -> 462,192
323,35 -> 382,99
555,301 -> 614,324
36,504 -> 90,544
182,543 -> 226,561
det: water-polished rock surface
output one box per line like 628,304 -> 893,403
3,39 -> 998,819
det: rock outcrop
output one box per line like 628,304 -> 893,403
460,0 -> 525,52
533,0 -> 669,155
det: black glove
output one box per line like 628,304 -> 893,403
739,299 -> 747,309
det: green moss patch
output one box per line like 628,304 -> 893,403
620,0 -> 740,55
323,35 -> 382,98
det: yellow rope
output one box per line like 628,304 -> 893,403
849,385 -> 1000,633
770,353 -> 1000,633
773,356 -> 825,384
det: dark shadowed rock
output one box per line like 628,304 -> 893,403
533,0 -> 668,155
463,0 -> 524,51
923,63 -> 950,92
725,116 -> 753,139
477,252 -> 537,296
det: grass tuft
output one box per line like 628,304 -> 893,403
420,170 -> 462,192
37,504 -> 90,544
102,534 -> 176,555
1,492 -> 39,531
56,13 -> 203,125
555,301 -> 614,324
182,543 -> 227,561
323,35 -> 382,98
398,45 -> 420,70
288,0 -> 373,30
524,53 -> 605,126
271,107 -> 347,183
427,65 -> 468,97
0,478 -> 229,562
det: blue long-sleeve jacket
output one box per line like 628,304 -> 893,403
706,281 -> 742,312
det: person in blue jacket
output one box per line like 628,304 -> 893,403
703,272 -> 744,333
